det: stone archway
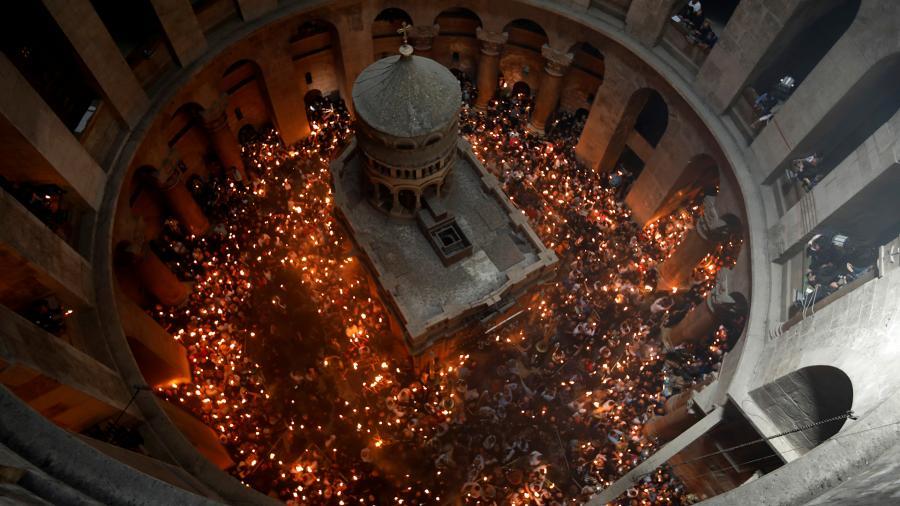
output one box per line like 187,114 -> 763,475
220,60 -> 273,130
398,189 -> 417,213
750,365 -> 853,454
377,183 -> 393,211
599,87 -> 669,173
511,81 -> 531,97
373,8 -> 414,59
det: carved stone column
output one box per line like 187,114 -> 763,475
529,45 -> 574,134
152,155 -> 209,236
148,0 -> 207,66
664,268 -> 742,347
126,243 -> 190,307
573,54 -> 632,171
642,389 -> 701,443
474,28 -> 508,110
657,196 -> 730,290
201,96 -> 247,181
410,24 -> 439,58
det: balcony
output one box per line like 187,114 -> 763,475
659,18 -> 711,76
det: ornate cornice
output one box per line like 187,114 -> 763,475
541,44 -> 574,77
410,24 -> 439,51
201,94 -> 230,129
476,27 -> 508,56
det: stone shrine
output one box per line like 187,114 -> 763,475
330,41 -> 557,355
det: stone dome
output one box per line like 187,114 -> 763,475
352,50 -> 461,139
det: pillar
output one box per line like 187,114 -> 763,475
664,267 -> 740,348
132,246 -> 190,307
336,17 -> 374,117
258,36 -> 310,145
665,296 -> 717,348
694,0 -> 805,114
161,400 -> 235,469
749,1 -> 898,182
0,55 -> 106,211
148,0 -> 207,67
474,28 -> 508,110
642,389 -> 700,442
528,45 -> 574,134
410,24 -> 439,59
117,292 -> 191,387
624,132 -> 695,227
234,0 -> 276,22
573,55 -> 634,170
201,96 -> 247,181
769,110 -> 900,262
41,0 -> 148,128
589,406 -> 724,505
624,0 -> 680,47
0,304 -> 138,431
657,226 -> 714,291
657,196 -> 728,290
153,156 -> 209,236
0,191 -> 93,308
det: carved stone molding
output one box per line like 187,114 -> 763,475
541,44 -> 574,77
476,27 -> 508,56
410,24 -> 439,52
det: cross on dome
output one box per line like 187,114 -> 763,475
397,22 -> 412,45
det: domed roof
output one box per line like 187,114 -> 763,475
352,50 -> 462,139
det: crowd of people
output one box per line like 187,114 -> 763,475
145,76 -> 740,504
797,232 -> 875,309
787,153 -> 824,191
751,75 -> 796,128
0,176 -> 71,241
674,0 -> 718,50
22,297 -> 69,336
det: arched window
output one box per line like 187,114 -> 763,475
652,154 -> 720,221
503,19 -> 548,52
398,189 -> 416,212
512,81 -> 531,97
221,60 -> 272,128
377,184 -> 393,211
373,8 -> 413,43
166,102 -> 204,148
434,7 -> 482,34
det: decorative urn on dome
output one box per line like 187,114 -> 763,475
351,36 -> 462,217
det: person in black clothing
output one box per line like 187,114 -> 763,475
790,154 -> 824,190
807,234 -> 841,272
692,20 -> 718,49
680,0 -> 704,29
25,298 -> 66,336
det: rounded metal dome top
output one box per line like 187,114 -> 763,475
352,48 -> 462,139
